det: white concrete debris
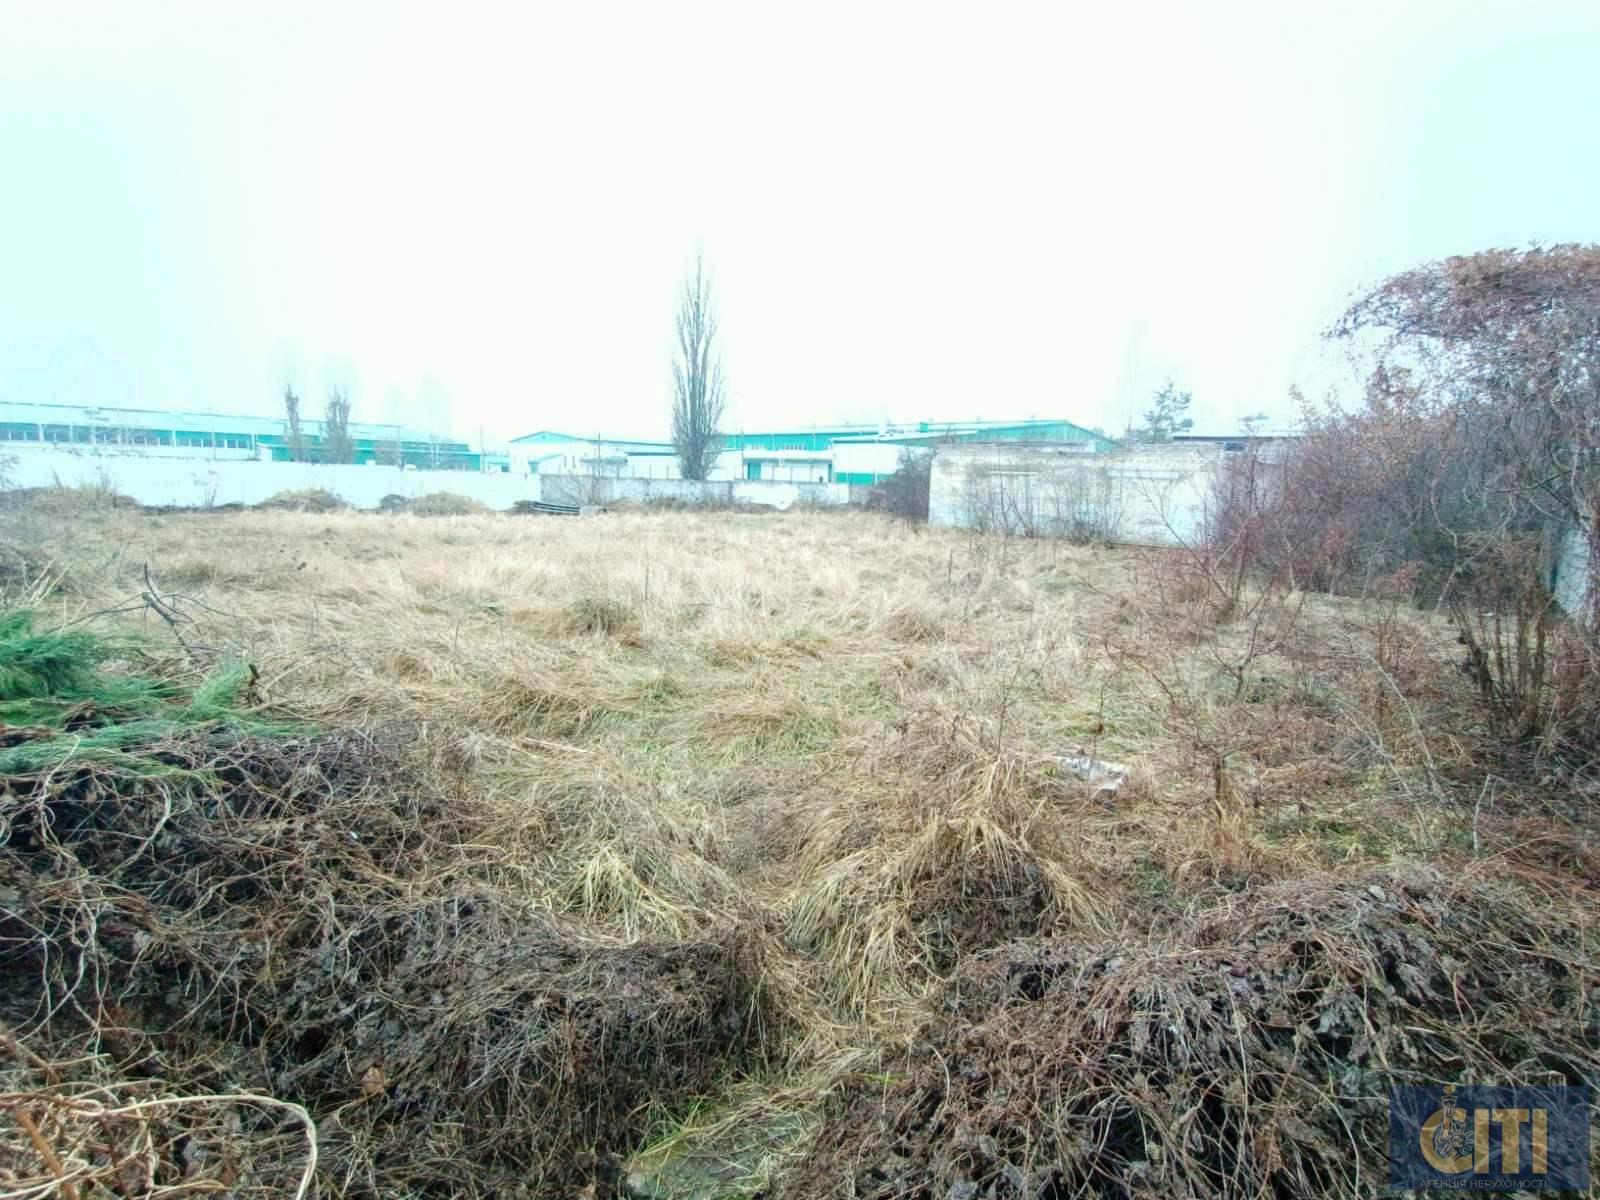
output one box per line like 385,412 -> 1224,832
1054,752 -> 1129,806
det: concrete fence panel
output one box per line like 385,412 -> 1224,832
929,442 -> 1227,547
538,474 -> 847,510
1,444 -> 543,510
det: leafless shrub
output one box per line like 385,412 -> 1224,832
959,452 -> 1123,543
1447,534 -> 1561,739
867,447 -> 932,523
1039,459 -> 1124,543
1240,379 -> 1476,600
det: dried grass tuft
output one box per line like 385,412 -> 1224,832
565,594 -> 639,638
878,599 -> 948,643
784,713 -> 1107,1023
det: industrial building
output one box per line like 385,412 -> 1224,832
0,400 -> 506,471
509,419 -> 1115,484
507,431 -> 681,477
0,401 -> 1113,484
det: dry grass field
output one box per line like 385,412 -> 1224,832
2,493 -> 1595,1197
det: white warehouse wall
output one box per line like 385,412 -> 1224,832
832,440 -> 907,480
620,450 -> 746,482
742,458 -> 833,483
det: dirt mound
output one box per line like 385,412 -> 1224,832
410,491 -> 490,516
0,484 -> 138,514
783,867 -> 1597,1199
0,618 -> 764,1196
138,501 -> 249,514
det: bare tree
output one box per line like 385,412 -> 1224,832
379,428 -> 405,467
671,254 -> 727,481
425,434 -> 465,471
283,386 -> 308,462
1329,246 -> 1600,741
323,389 -> 355,464
1333,246 -> 1600,591
1247,246 -> 1600,748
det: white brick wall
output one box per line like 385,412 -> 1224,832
929,442 -> 1227,546
539,473 -> 848,510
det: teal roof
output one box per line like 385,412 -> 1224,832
509,419 -> 1116,454
830,419 -> 1110,448
721,419 -> 1113,453
510,429 -> 674,451
0,399 -> 463,446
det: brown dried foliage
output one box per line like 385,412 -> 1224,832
784,867 -> 1597,1199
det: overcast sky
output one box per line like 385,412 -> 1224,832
3,1 -> 1598,443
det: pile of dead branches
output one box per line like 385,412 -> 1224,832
783,866 -> 1597,1199
1,615 -> 766,1197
